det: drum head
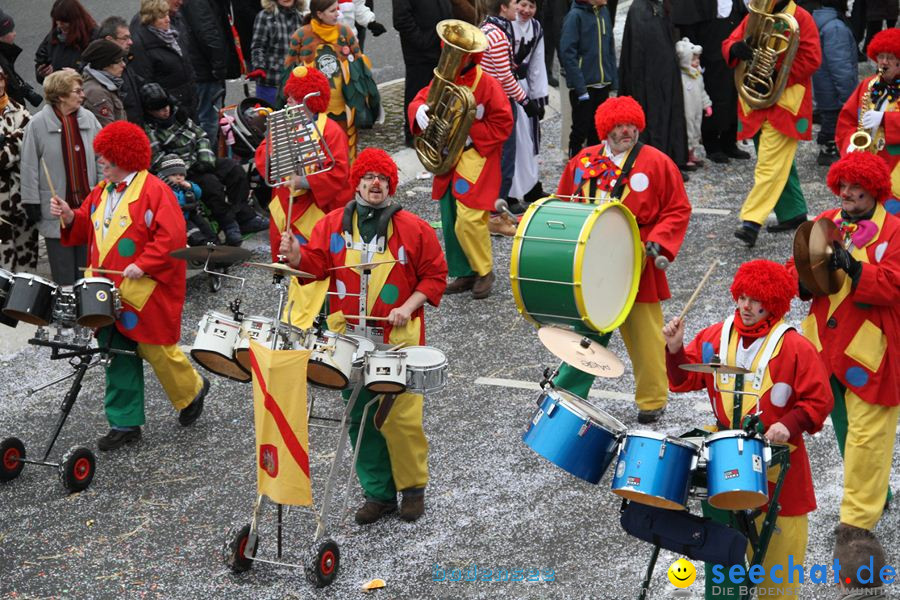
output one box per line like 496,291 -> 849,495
554,390 -> 626,435
578,204 -> 641,332
404,346 -> 447,368
308,363 -> 350,389
191,349 -> 251,382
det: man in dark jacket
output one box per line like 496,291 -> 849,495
0,10 -> 42,108
392,0 -> 454,147
619,0 -> 689,173
181,0 -> 242,146
97,16 -> 145,125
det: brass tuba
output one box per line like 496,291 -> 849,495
414,20 -> 488,176
734,0 -> 800,111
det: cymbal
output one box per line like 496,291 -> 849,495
537,326 -> 624,379
792,221 -> 827,296
809,219 -> 846,295
170,245 -> 252,264
679,362 -> 751,375
245,261 -> 315,279
329,259 -> 399,271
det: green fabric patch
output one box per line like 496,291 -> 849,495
796,118 -> 809,134
117,238 -> 136,258
886,144 -> 900,156
379,283 -> 399,305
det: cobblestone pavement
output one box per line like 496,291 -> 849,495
358,82 -> 409,156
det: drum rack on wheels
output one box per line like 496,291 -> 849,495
632,434 -> 791,600
0,333 -> 135,494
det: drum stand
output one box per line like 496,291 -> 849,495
0,332 -> 135,494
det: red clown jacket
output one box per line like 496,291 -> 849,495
667,319 -> 833,516
408,66 -> 514,212
254,114 -> 353,258
61,171 -> 187,345
556,141 -> 692,303
722,1 -> 822,141
836,74 -> 900,203
298,206 -> 448,344
786,204 -> 900,407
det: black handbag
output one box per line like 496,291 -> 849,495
620,501 -> 748,567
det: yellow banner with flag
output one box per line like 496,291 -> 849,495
249,340 -> 313,506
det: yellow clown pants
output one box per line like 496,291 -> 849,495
553,301 -> 667,411
739,121 -> 800,225
841,389 -> 900,530
138,342 -> 204,410
440,193 -> 492,277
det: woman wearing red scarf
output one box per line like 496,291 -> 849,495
663,260 -> 833,599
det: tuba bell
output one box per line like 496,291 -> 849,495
414,20 -> 488,176
734,0 -> 800,111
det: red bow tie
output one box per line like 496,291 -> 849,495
108,181 -> 128,194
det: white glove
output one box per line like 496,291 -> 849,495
846,141 -> 855,154
465,136 -> 473,147
861,110 -> 884,131
475,104 -> 484,120
415,104 -> 430,130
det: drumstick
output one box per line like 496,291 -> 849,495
677,261 -> 718,321
343,314 -> 390,321
328,259 -> 399,271
388,342 -> 406,351
41,158 -> 64,228
79,266 -> 125,276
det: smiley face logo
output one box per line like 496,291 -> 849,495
667,558 -> 696,588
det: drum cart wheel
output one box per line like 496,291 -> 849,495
0,437 -> 26,481
224,524 -> 257,573
59,446 -> 95,493
305,538 -> 339,588
208,273 -> 222,293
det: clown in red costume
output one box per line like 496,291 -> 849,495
554,95 -> 692,424
836,28 -> 900,207
663,260 -> 832,599
723,0 -> 821,248
408,51 -> 513,300
51,121 -> 209,451
254,65 -> 352,328
785,151 -> 900,560
280,148 -> 447,525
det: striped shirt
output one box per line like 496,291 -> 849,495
480,23 -> 527,102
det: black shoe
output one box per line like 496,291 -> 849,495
734,225 -> 759,248
98,427 -> 141,451
680,170 -> 690,182
724,147 -> 751,160
708,151 -> 730,164
680,162 -> 698,172
766,213 -> 808,233
179,376 -> 209,426
399,490 -> 425,522
548,75 -> 559,88
637,408 -> 665,424
223,222 -> 243,247
239,215 -> 270,234
523,181 -> 546,204
354,500 -> 397,525
507,199 -> 527,215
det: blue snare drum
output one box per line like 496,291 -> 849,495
523,389 -> 626,484
705,430 -> 769,510
611,432 -> 699,510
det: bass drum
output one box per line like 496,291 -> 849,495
510,199 -> 642,336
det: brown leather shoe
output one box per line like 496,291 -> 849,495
399,492 -> 425,522
472,271 -> 495,299
354,500 -> 397,525
445,276 -> 476,294
488,214 -> 517,237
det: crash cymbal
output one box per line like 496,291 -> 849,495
245,261 -> 315,279
679,362 -> 751,375
537,326 -> 625,379
809,219 -> 846,295
792,221 -> 827,296
170,245 -> 252,264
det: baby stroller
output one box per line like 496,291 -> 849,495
219,97 -> 274,210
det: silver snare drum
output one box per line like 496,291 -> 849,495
404,346 -> 448,393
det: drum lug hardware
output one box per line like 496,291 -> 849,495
658,439 -> 667,459
738,437 -> 744,454
545,401 -> 557,417
578,421 -> 590,437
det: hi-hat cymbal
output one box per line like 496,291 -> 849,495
679,362 -> 751,375
537,326 -> 624,378
809,219 -> 846,295
245,261 -> 315,279
792,221 -> 827,296
170,245 -> 252,264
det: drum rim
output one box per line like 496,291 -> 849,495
509,197 -> 545,329
74,276 -> 115,286
13,272 -> 57,287
315,330 -> 361,347
706,430 -> 766,445
574,202 -> 642,333
403,346 -> 448,368
367,350 -> 406,359
624,430 -> 700,450
546,388 -> 627,434
203,309 -> 242,326
242,315 -> 275,325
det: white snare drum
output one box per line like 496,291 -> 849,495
404,346 -> 448,393
191,310 -> 249,382
234,316 -> 276,371
280,323 -> 309,350
348,335 -> 377,384
307,331 -> 359,389
364,350 -> 407,394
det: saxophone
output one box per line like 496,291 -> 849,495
734,0 -> 800,111
414,20 -> 488,176
848,67 -> 887,153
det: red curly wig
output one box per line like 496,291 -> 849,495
350,148 -> 398,196
826,151 -> 892,203
594,96 -> 646,141
94,121 -> 151,173
867,28 -> 900,62
283,65 -> 330,114
730,260 -> 796,319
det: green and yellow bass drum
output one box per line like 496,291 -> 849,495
510,198 -> 642,336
